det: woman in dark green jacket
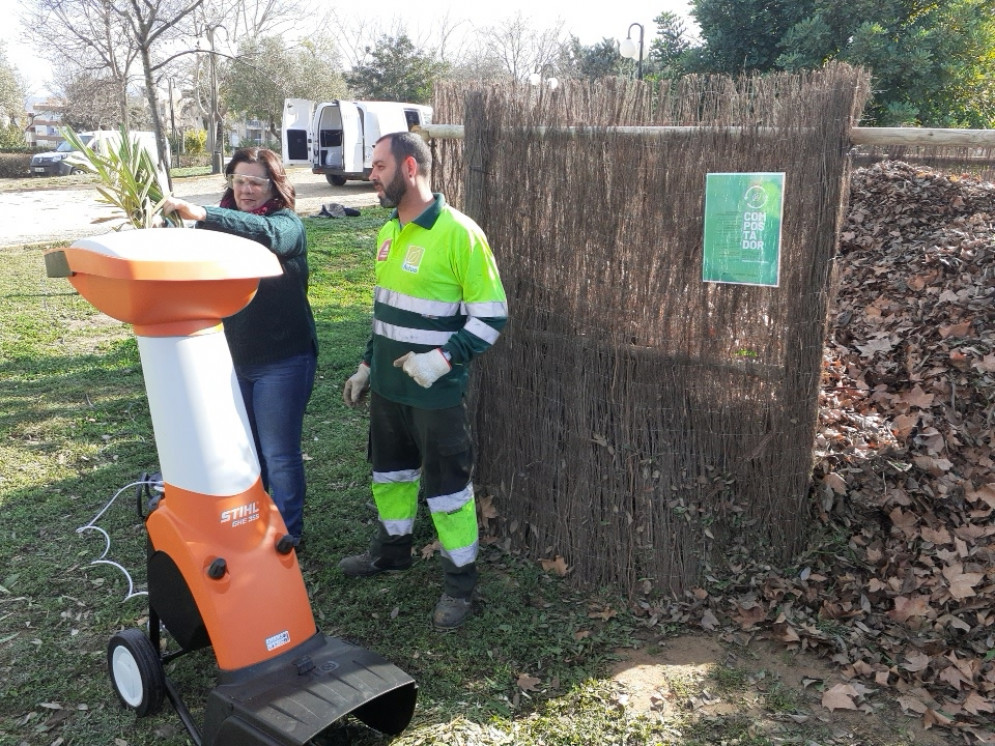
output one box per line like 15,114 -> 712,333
163,148 -> 318,543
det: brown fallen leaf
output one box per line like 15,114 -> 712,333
477,494 -> 499,520
923,708 -> 955,729
732,601 -> 767,629
900,385 -> 934,409
938,664 -> 968,691
972,353 -> 995,373
822,683 -> 859,711
962,691 -> 995,716
700,609 -> 719,631
419,541 -> 441,560
948,350 -> 970,369
517,673 -> 541,692
901,651 -> 931,674
938,321 -> 972,338
822,472 -> 848,494
897,694 -> 929,715
942,564 -> 983,600
587,606 -> 617,621
540,555 -> 569,576
888,507 -> 919,537
965,484 -> 995,509
888,595 -> 933,624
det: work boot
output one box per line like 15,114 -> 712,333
431,593 -> 473,631
337,550 -> 412,578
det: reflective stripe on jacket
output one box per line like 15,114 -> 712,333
366,194 -> 508,409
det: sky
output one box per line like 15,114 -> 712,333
0,0 -> 694,99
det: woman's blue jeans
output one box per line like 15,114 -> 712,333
235,351 -> 316,540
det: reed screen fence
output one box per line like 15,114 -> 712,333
431,64 -> 871,595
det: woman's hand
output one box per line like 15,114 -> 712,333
161,196 -> 207,222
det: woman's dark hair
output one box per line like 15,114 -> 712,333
223,147 -> 295,209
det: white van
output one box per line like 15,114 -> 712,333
30,130 -> 170,178
282,99 -> 432,186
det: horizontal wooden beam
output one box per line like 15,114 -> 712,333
849,127 -> 995,147
414,124 -> 995,148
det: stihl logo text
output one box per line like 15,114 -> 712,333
220,502 -> 260,528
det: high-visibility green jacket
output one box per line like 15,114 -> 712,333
364,194 -> 508,409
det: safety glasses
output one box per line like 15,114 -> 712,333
226,174 -> 271,190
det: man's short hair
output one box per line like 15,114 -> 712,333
378,132 -> 431,176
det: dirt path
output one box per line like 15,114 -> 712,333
611,634 -> 957,745
0,167 -> 379,247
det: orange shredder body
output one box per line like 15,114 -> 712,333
45,230 -> 416,745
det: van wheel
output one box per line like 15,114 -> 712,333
70,167 -> 86,175
326,175 -> 347,186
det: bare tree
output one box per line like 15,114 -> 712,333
188,0 -> 308,169
22,0 -> 140,128
220,0 -> 299,39
319,7 -> 393,70
21,0 -> 318,180
110,0 -> 205,188
55,69 -> 144,129
419,10 -> 473,64
483,12 -> 567,82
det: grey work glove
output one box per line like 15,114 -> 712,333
393,349 -> 451,388
343,362 -> 371,406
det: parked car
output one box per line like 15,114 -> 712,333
30,138 -> 89,176
30,130 -> 168,178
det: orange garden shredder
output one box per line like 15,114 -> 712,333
45,230 -> 416,745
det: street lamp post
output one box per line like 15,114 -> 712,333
619,22 -> 645,80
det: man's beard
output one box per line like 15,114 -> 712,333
377,169 -> 407,207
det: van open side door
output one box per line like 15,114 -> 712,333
339,102 -> 363,174
282,98 -> 315,166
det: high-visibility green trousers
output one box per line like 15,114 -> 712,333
368,392 -> 478,598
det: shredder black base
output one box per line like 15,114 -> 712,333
201,632 -> 417,746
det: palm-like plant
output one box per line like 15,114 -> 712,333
60,127 -> 181,229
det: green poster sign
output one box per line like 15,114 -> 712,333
702,172 -> 784,286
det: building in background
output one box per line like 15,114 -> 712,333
24,97 -> 65,148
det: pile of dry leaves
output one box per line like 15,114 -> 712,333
643,161 -> 995,743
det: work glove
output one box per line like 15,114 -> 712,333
342,362 -> 371,406
394,349 -> 451,389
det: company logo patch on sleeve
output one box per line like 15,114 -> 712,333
377,240 -> 392,261
402,245 -> 425,273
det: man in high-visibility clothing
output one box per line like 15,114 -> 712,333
341,131 -> 508,630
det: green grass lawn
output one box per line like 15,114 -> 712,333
3,211 -> 916,746
0,213 -> 701,746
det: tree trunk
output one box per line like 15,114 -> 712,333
139,43 -> 173,192
118,78 -> 130,131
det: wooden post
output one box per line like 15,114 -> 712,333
462,93 -> 487,221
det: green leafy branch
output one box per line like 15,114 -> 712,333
60,127 -> 181,230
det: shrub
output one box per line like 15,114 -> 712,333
184,129 -> 207,155
0,152 -> 31,178
0,122 -> 27,148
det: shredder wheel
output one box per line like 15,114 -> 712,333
108,628 -> 166,717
